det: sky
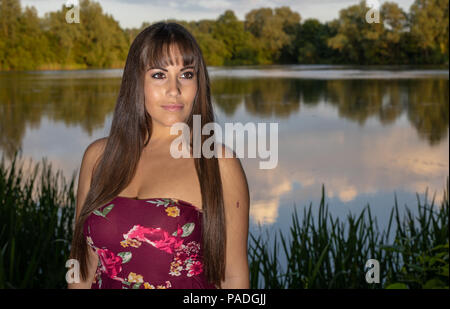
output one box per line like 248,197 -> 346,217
21,0 -> 416,29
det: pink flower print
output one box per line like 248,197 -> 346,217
169,240 -> 204,278
124,225 -> 160,242
96,248 -> 123,279
174,223 -> 183,237
153,230 -> 184,254
176,250 -> 189,262
187,260 -> 203,277
123,224 -> 184,254
185,241 -> 201,254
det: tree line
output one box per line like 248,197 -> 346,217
0,0 -> 448,71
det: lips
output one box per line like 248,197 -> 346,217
161,104 -> 183,111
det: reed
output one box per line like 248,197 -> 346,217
248,180 -> 449,289
0,151 -> 76,288
0,151 -> 448,289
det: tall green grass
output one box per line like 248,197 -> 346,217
248,179 -> 449,289
0,151 -> 76,288
0,151 -> 448,289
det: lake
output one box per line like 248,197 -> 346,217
0,64 -> 448,249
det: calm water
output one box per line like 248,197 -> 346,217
0,65 -> 448,252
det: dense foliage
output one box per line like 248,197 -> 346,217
0,0 -> 448,70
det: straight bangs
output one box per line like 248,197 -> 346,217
141,28 -> 199,73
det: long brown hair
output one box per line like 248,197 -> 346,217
69,22 -> 226,288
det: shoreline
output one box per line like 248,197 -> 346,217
1,63 -> 449,74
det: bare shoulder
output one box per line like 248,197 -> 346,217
216,143 -> 249,207
82,137 -> 108,169
216,143 -> 236,159
217,144 -> 245,180
85,137 -> 108,158
75,137 -> 108,220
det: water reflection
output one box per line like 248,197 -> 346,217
0,66 -> 448,233
0,73 -> 119,157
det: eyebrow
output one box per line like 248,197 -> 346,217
147,65 -> 195,72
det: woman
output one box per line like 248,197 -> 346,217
68,22 -> 250,289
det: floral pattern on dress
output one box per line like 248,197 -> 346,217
169,241 -> 203,277
84,197 -> 212,289
146,198 -> 181,218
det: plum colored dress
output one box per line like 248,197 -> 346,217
83,196 -> 218,289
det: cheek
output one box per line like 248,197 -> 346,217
187,83 -> 198,101
144,85 -> 163,108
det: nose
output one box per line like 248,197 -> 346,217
166,75 -> 181,97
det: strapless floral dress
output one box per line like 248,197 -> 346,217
83,196 -> 218,289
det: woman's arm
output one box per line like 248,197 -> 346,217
218,145 -> 250,289
67,138 -> 106,289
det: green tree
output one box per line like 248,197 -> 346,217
196,31 -> 230,66
296,19 -> 337,64
1,0 -> 449,69
0,1 -> 53,70
328,0 -> 386,64
275,6 -> 301,63
410,0 -> 449,63
17,6 -> 51,70
0,0 -> 21,69
380,2 -> 409,63
245,7 -> 300,64
44,0 -> 128,68
212,10 -> 258,65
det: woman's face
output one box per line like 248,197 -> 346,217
144,47 -> 197,129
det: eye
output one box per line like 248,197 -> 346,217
151,71 -> 195,80
151,72 -> 164,79
182,71 -> 194,79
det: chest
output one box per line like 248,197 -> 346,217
118,155 -> 202,207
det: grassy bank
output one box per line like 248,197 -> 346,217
249,181 -> 449,289
0,151 -> 448,288
0,151 -> 76,288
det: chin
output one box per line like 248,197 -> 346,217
162,117 -> 187,126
